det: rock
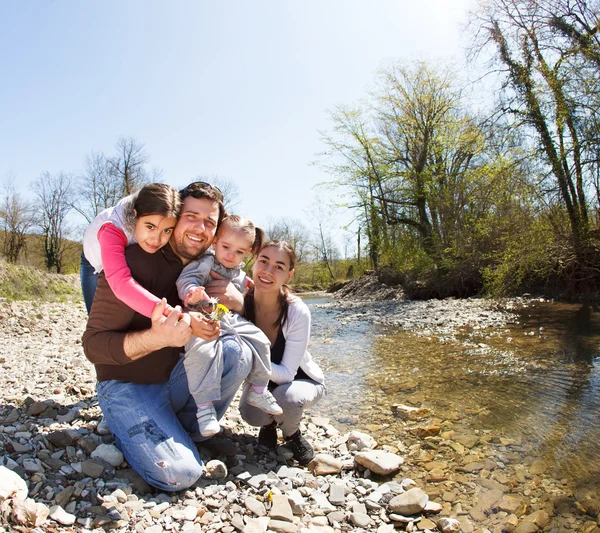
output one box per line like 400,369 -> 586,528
269,519 -> 299,533
46,429 -> 81,448
346,431 -> 377,451
354,450 -> 404,476
419,518 -> 437,530
328,483 -> 345,506
287,489 -> 307,514
437,517 -> 461,532
388,487 -> 429,515
90,443 -> 124,467
54,485 -> 75,508
11,497 -> 49,527
523,509 -> 550,528
1,407 -> 20,425
205,459 -> 228,479
308,454 -> 343,476
514,521 -> 539,533
81,459 -> 106,478
350,511 -> 373,527
270,493 -> 294,522
453,434 -> 479,448
391,404 -> 429,420
245,496 -> 267,516
414,425 -> 441,438
494,494 -> 527,517
0,465 -> 27,501
49,504 -> 76,526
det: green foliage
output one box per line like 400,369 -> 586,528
481,217 -> 556,296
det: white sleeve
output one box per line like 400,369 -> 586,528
270,299 -> 311,384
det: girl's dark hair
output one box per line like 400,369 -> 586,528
244,240 -> 296,329
134,183 -> 182,219
218,215 -> 264,258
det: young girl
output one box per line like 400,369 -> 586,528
81,183 -> 181,315
176,215 -> 283,437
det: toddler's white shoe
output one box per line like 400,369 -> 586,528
247,389 -> 283,415
197,404 -> 221,437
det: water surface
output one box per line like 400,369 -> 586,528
304,296 -> 600,485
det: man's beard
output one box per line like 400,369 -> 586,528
171,233 -> 208,261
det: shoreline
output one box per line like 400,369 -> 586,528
0,298 -> 596,532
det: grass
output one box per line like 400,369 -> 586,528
0,260 -> 82,302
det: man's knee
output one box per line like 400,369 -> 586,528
143,456 -> 204,492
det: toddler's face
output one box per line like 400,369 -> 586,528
213,229 -> 252,269
134,214 -> 177,254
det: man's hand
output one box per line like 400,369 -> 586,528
123,299 -> 192,360
151,299 -> 193,348
189,311 -> 221,342
205,271 -> 244,314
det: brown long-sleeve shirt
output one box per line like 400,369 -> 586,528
82,243 -> 184,383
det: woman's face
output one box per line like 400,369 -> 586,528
252,246 -> 294,293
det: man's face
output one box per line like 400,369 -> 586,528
170,197 -> 220,264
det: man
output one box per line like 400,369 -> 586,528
83,182 -> 249,491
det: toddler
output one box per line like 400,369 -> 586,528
177,215 -> 282,437
81,183 -> 181,316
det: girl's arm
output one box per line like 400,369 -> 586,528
270,300 -> 311,384
98,223 -> 162,318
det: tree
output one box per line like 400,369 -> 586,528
471,0 -> 600,262
72,151 -> 122,224
108,137 -> 157,196
195,175 -> 241,213
0,176 -> 35,263
33,171 -> 74,273
265,217 -> 311,263
306,198 -> 340,281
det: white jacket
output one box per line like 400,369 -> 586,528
83,193 -> 138,273
271,296 -> 325,385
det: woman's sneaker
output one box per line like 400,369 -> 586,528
247,389 -> 283,415
197,404 -> 220,437
284,430 -> 314,465
258,422 -> 278,449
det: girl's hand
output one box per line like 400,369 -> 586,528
184,286 -> 209,307
162,303 -> 179,317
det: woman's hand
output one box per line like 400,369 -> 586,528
189,311 -> 221,342
205,271 -> 244,314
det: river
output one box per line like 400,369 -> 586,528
302,295 -> 600,526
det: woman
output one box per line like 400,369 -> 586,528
239,240 -> 325,465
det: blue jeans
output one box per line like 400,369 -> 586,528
96,336 -> 252,491
80,251 -> 98,314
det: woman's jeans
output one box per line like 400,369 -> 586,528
96,336 -> 252,491
80,252 -> 98,314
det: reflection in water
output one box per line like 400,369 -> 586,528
305,296 -> 600,485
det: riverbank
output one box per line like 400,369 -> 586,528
1,299 -> 599,532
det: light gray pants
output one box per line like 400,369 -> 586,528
239,379 -> 326,437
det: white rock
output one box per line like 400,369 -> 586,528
0,465 -> 27,501
354,450 -> 404,476
49,505 -> 76,526
11,497 -> 49,527
438,517 -> 461,533
347,431 -> 377,451
90,443 -> 124,467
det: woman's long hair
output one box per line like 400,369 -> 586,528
244,240 -> 296,329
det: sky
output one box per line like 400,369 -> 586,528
0,0 -> 477,250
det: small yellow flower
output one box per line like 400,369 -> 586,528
210,303 -> 230,321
